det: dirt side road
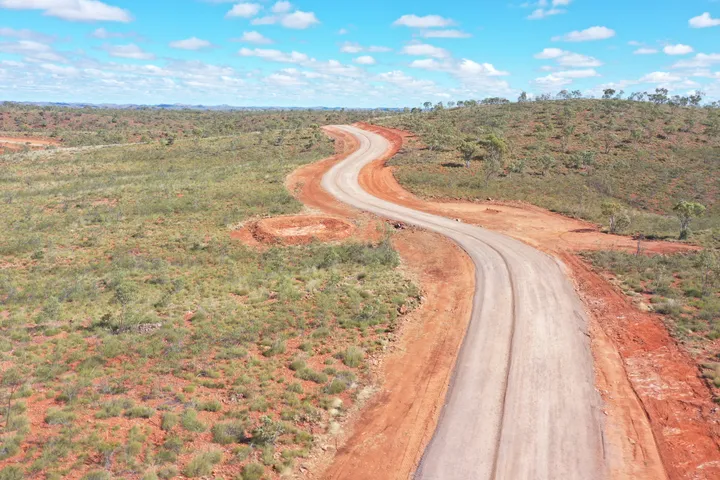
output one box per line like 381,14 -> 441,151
321,125 -> 605,479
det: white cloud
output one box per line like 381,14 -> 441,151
535,48 -> 565,59
280,10 -> 319,29
393,14 -> 454,28
533,68 -> 599,88
639,71 -> 682,84
534,48 -> 602,67
247,7 -> 319,29
401,43 -> 449,58
663,44 -> 693,55
528,8 -> 565,20
634,47 -> 658,55
421,29 -> 471,38
0,39 -> 65,62
0,0 -> 132,22
527,0 -> 572,20
169,37 -> 212,50
40,63 -> 78,76
552,26 -> 616,42
338,28 -> 348,35
409,57 -> 509,79
271,1 -> 292,13
672,53 -> 720,69
689,12 -> 720,28
267,72 -> 306,86
0,27 -> 55,42
340,42 -> 390,54
354,55 -> 376,65
409,58 -> 442,69
226,2 -> 262,18
340,42 -> 363,54
239,47 -> 309,63
237,31 -> 272,44
103,43 -> 155,60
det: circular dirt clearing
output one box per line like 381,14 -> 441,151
253,216 -> 355,245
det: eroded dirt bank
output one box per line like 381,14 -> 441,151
355,122 -> 720,479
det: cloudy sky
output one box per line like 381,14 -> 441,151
0,0 -> 719,107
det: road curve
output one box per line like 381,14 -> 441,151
321,125 -> 606,480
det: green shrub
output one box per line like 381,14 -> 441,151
183,450 -> 222,477
161,412 -> 179,431
241,463 -> 265,480
341,347 -> 364,368
211,420 -> 248,445
325,378 -> 348,395
125,405 -> 155,419
44,408 -> 75,426
0,466 -> 24,480
198,399 -> 222,412
181,409 -> 206,432
80,472 -> 110,480
295,368 -> 327,384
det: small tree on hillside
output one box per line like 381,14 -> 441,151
601,200 -> 631,234
538,154 -> 556,176
602,89 -> 616,100
482,134 -> 508,185
673,200 -> 706,240
458,140 -> 478,168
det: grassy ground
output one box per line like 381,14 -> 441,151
374,100 -> 720,242
0,103 -> 391,147
0,128 -> 418,478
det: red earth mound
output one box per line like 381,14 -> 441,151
231,215 -> 355,246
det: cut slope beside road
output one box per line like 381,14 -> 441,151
321,125 -> 605,479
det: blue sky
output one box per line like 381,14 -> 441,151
0,0 -> 719,107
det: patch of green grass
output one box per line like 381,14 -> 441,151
183,450 -> 222,477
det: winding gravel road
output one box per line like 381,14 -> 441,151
322,125 -> 606,480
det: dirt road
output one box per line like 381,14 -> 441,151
322,125 -> 605,479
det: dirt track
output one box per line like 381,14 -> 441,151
321,125 -> 605,479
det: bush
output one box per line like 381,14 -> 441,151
0,466 -> 23,480
181,409 -> 206,432
44,408 -> 75,425
211,420 -> 248,445
183,450 -> 222,477
161,412 -> 179,431
241,463 -> 265,480
341,346 -> 363,368
295,368 -> 327,384
325,378 -> 348,395
125,405 -> 155,419
80,472 -> 110,480
198,399 -> 222,412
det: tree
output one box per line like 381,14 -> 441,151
458,140 -> 478,168
482,134 -> 508,184
648,88 -> 669,105
673,200 -> 706,240
423,102 -> 432,111
2,368 -> 23,429
517,91 -> 529,103
601,200 -> 630,234
602,89 -> 616,100
538,154 -> 556,176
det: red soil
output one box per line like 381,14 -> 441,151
251,215 -> 355,245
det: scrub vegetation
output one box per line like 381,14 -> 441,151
0,117 -> 419,478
